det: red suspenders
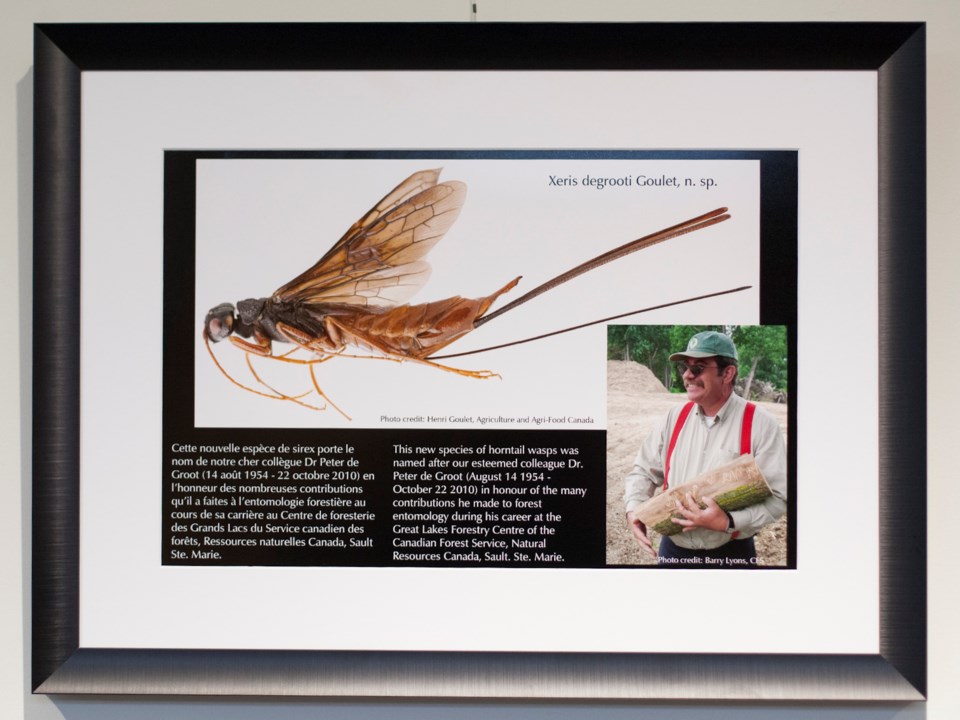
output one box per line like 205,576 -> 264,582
663,402 -> 695,491
740,402 -> 756,455
663,400 -> 755,490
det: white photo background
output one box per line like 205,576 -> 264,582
194,157 -> 759,428
80,70 -> 876,654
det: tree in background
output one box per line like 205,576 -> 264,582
731,325 -> 788,400
608,325 -> 788,399
607,325 -> 674,389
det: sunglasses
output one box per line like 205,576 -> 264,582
674,362 -> 719,377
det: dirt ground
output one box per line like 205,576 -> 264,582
605,360 -> 789,566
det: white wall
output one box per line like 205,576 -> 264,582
3,1 -> 956,719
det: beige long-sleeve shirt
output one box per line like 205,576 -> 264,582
624,392 -> 788,550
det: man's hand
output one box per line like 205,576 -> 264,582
626,510 -> 654,554
672,494 -> 730,533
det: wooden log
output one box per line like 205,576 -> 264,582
633,454 -> 772,536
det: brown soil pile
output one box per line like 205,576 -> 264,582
606,360 -> 671,394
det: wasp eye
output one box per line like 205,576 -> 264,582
204,303 -> 236,342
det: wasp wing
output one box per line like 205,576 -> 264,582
274,169 -> 466,307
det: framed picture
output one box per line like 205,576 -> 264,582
32,22 -> 925,699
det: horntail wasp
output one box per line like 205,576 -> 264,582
203,169 -> 745,419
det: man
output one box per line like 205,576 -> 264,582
623,330 -> 787,566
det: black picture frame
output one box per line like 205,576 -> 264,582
32,22 -> 925,700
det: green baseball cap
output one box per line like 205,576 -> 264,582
669,331 -> 738,362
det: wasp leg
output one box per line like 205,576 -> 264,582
276,323 -> 486,379
308,364 -> 351,421
228,329 -> 332,381
275,323 -> 335,353
406,357 -> 501,380
274,323 -> 412,368
243,354 -> 328,412
268,323 -> 351,419
229,330 -> 273,356
276,346 -> 301,359
204,331 -> 317,406
321,318 -> 501,380
270,323 -> 345,365
260,350 -> 340,366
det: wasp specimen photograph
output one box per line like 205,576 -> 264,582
202,168 -> 746,421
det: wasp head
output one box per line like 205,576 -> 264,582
203,303 -> 237,343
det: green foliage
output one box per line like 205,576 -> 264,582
731,325 -> 788,391
607,325 -> 674,389
607,325 -> 788,394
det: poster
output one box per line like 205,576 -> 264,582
145,150 -> 794,571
